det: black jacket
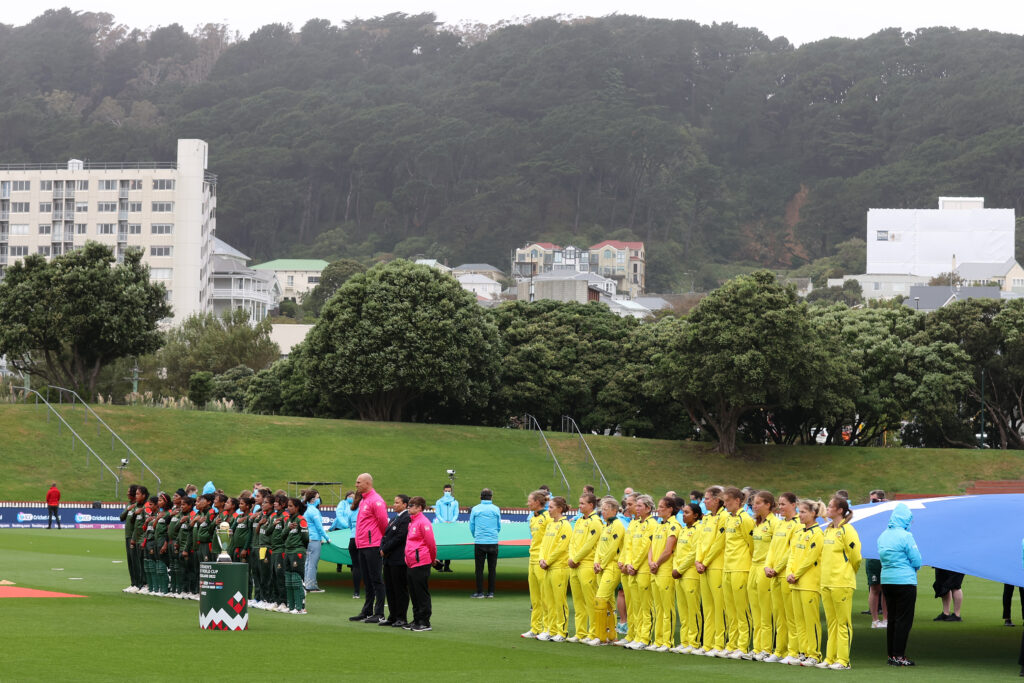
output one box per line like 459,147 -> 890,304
380,510 -> 410,566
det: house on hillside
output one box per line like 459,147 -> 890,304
457,272 -> 501,299
589,240 -> 646,298
903,285 -> 1007,313
210,237 -> 279,323
827,273 -> 931,301
452,263 -> 505,280
250,258 -> 328,303
955,258 -> 1024,292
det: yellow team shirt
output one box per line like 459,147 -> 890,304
765,515 -> 799,575
821,522 -> 862,589
649,518 -> 682,576
696,507 -> 727,570
529,510 -> 551,562
751,515 -> 778,567
672,525 -> 700,579
629,516 -> 658,573
723,509 -> 755,572
595,517 -> 626,569
786,524 -> 824,591
569,512 -> 602,565
540,518 -> 572,568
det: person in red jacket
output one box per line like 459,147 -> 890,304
404,496 -> 437,632
46,483 -> 61,529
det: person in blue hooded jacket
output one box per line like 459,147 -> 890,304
469,488 -> 501,598
302,489 -> 329,592
434,485 -> 459,572
877,503 -> 922,667
329,491 -> 361,598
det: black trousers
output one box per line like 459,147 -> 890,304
1004,584 -> 1024,621
474,544 -> 498,594
408,564 -> 432,626
357,546 -> 385,616
348,538 -> 362,594
125,538 -> 137,586
47,506 -> 60,528
881,584 -> 917,658
383,562 -> 409,621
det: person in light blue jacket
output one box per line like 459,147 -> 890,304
877,503 -> 922,667
434,485 -> 459,572
469,488 -> 501,598
302,489 -> 329,592
328,491 -> 361,598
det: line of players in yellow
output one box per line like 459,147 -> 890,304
522,486 -> 862,670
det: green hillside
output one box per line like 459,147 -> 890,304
3,405 -> 1024,503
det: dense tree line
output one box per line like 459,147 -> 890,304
3,11 -> 1024,291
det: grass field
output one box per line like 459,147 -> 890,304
4,404 -> 1024,503
0,528 -> 1020,680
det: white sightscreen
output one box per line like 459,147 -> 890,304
866,208 -> 1015,277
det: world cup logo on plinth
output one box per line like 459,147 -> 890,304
199,562 -> 249,630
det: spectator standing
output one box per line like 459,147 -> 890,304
45,483 -> 61,529
329,490 -> 362,597
302,489 -> 329,593
877,503 -> 922,667
380,495 -> 411,627
348,473 -> 389,623
1004,583 -> 1023,627
433,484 -> 459,572
866,489 -> 889,628
405,496 -> 437,632
469,488 -> 501,598
933,568 -> 964,621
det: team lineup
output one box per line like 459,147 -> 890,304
523,486 -> 869,670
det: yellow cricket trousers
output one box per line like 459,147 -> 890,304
748,567 -> 773,654
774,577 -> 801,658
622,572 -> 639,641
543,566 -> 570,637
594,565 -> 621,642
570,565 -> 598,639
675,577 -> 701,648
634,571 -> 654,645
700,568 -> 726,651
822,586 -> 854,666
794,588 -> 822,660
529,561 -> 546,634
652,572 -> 676,647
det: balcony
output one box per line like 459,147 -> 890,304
0,212 -> 8,220
53,190 -> 63,199
51,231 -> 63,242
212,287 -> 276,307
52,210 -> 64,220
117,233 -> 127,243
119,188 -> 129,199
0,232 -> 7,243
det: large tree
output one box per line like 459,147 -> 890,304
0,242 -> 171,398
302,259 -> 499,421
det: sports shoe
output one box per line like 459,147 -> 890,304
802,657 -> 820,667
679,645 -> 694,654
550,635 -> 566,642
363,615 -> 385,624
690,647 -> 707,656
138,587 -> 150,595
403,622 -> 417,630
740,652 -> 754,660
626,641 -> 646,650
378,619 -> 395,627
586,638 -> 603,646
893,656 -> 915,666
521,631 -> 538,639
643,644 -> 660,651
1005,619 -> 1015,627
752,652 -> 765,661
352,593 -> 361,599
878,620 -> 887,628
787,656 -> 803,666
566,636 -> 580,643
704,648 -> 722,657
289,609 -> 299,614
308,588 -> 325,594
652,645 -> 669,652
871,620 -> 881,628
727,650 -> 743,660
411,623 -> 432,632
122,587 -> 133,593
276,604 -> 290,613
714,649 -> 731,658
349,613 -> 369,622
829,663 -> 851,670
814,660 -> 829,668
946,614 -> 962,622
536,632 -> 551,641
391,620 -> 408,628
470,593 -> 485,598
934,612 -> 950,621
613,639 -> 629,646
763,654 -> 781,663
485,593 -> 495,598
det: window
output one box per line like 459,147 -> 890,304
876,230 -> 889,241
97,223 -> 115,235
604,249 -> 612,259
10,246 -> 28,257
129,180 -> 143,190
10,224 -> 28,235
76,180 -> 89,191
75,223 -> 87,235
99,180 -> 118,191
308,276 -> 320,284
39,202 -> 52,213
75,201 -> 88,213
128,202 -> 142,212
874,282 -> 881,291
616,250 -> 625,263
40,180 -> 53,191
151,202 -> 174,212
10,202 -> 29,212
52,244 -> 62,256
151,223 -> 173,235
97,202 -> 117,212
287,275 -> 294,286
11,181 -> 30,192
37,245 -> 50,256
1014,278 -> 1024,288
128,223 -> 141,235
38,224 -> 50,235
152,179 -> 176,190
150,246 -> 173,257
150,268 -> 172,280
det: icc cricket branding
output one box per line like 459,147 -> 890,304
198,563 -> 249,630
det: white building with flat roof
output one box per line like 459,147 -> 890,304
0,139 -> 216,323
866,197 -> 1014,278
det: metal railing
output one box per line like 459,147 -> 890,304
523,414 -> 570,497
15,387 -> 120,497
561,415 -> 611,493
47,386 -> 160,487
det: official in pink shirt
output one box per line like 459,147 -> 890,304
348,473 -> 390,623
404,496 -> 437,631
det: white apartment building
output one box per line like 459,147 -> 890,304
250,259 -> 328,302
0,139 -> 216,323
210,237 -> 279,323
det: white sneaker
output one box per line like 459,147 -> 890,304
550,635 -> 566,643
289,609 -> 299,614
536,632 -> 551,641
295,609 -> 308,614
786,656 -> 803,665
714,649 -> 731,658
139,587 -> 150,595
626,641 -> 646,650
878,620 -> 888,628
871,620 -> 880,628
740,652 -> 754,660
829,663 -> 851,670
644,644 -> 660,651
727,650 -> 743,659
814,660 -> 830,668
691,647 -> 707,656
520,631 -> 538,639
584,638 -> 600,646
122,587 -> 132,593
276,604 -> 289,613
566,636 -> 580,643
753,652 -> 766,661
191,594 -> 200,601
763,654 -> 781,663
802,657 -> 820,667
615,639 -> 631,647
654,645 -> 669,652
679,645 -> 693,654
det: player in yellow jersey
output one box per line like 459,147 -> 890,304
647,496 -> 681,651
593,496 -> 626,645
820,495 -> 862,670
567,492 -> 602,643
521,490 -> 551,639
695,486 -> 727,656
623,494 -> 657,649
537,496 -> 572,641
786,499 -> 826,667
748,491 -> 778,661
722,486 -> 756,658
670,503 -> 703,654
614,494 -> 636,647
766,492 -> 801,663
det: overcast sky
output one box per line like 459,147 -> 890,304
5,1 -> 1024,46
